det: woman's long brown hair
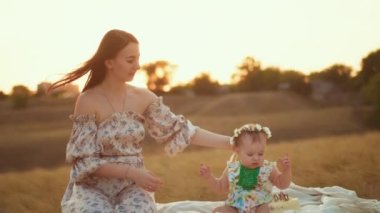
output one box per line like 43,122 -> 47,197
48,29 -> 139,92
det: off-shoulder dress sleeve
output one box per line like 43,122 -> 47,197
143,97 -> 198,156
66,114 -> 107,183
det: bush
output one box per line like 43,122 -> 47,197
11,85 -> 31,109
280,71 -> 311,96
191,73 -> 220,95
362,73 -> 380,127
0,91 -> 8,101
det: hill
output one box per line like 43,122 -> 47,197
0,91 -> 367,173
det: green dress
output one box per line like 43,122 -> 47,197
226,160 -> 275,212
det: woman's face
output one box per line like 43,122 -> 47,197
106,42 -> 140,82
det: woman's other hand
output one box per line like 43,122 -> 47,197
129,167 -> 163,192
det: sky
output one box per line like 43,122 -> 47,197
1,0 -> 380,94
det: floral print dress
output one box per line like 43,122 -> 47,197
226,160 -> 275,212
61,97 -> 198,213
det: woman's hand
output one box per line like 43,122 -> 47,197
199,164 -> 212,180
277,154 -> 291,173
129,167 -> 163,192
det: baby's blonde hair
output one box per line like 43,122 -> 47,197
228,123 -> 272,162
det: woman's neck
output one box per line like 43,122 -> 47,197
100,76 -> 127,96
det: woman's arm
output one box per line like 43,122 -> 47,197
93,163 -> 163,191
191,128 -> 231,149
93,163 -> 134,179
140,88 -> 232,150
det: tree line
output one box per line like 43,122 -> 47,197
142,49 -> 379,96
2,48 -> 380,126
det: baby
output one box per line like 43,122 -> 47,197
200,124 -> 292,213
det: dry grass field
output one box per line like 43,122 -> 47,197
0,91 -> 378,212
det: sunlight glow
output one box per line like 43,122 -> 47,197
0,0 -> 379,94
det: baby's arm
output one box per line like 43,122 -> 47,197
270,155 -> 292,189
199,164 -> 229,195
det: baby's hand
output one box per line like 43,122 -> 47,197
199,164 -> 211,180
277,154 -> 291,172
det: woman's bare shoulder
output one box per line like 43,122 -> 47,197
128,85 -> 158,105
130,86 -> 158,111
73,89 -> 102,115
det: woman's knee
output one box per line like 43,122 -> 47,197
62,198 -> 113,213
116,186 -> 156,212
62,185 -> 113,213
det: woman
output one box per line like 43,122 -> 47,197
50,29 -> 231,212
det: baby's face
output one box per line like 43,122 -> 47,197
235,133 -> 266,169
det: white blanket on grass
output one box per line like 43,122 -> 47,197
156,183 -> 380,213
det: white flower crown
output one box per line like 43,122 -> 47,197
229,123 -> 272,146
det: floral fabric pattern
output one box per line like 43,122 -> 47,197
226,160 -> 275,212
143,97 -> 197,156
61,97 -> 197,212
